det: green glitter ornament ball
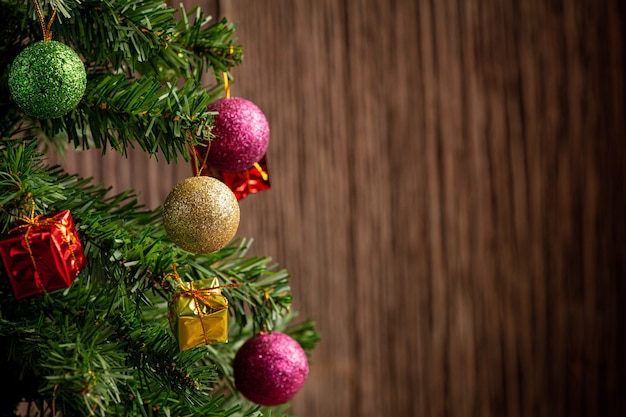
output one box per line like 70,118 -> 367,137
163,176 -> 240,254
8,40 -> 86,119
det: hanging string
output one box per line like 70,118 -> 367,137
86,401 -> 98,417
222,45 -> 234,99
51,384 -> 58,416
187,129 -> 210,176
33,0 -> 59,41
222,71 -> 231,99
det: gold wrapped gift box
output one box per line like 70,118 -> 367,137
169,277 -> 229,351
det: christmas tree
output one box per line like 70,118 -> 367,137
0,0 -> 319,415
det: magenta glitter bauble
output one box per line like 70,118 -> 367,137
233,331 -> 309,406
206,97 -> 270,172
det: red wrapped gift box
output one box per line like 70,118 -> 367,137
193,146 -> 271,201
0,210 -> 87,299
220,155 -> 271,201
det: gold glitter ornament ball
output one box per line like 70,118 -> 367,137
163,176 -> 240,254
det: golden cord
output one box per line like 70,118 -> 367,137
33,0 -> 59,41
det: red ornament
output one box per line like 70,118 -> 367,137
0,210 -> 87,299
220,155 -> 271,200
193,148 -> 271,201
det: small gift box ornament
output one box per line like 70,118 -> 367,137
0,210 -> 87,299
169,277 -> 230,351
220,154 -> 271,201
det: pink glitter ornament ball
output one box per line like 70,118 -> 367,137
206,97 -> 270,172
233,331 -> 309,406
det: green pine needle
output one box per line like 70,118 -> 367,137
0,0 -> 318,413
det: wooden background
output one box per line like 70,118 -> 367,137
48,0 -> 626,416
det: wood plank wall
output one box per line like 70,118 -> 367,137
47,0 -> 626,416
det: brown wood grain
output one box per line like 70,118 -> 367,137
48,0 -> 626,416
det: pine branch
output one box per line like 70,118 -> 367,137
183,245 -> 293,335
57,0 -> 176,69
172,8 -> 243,78
0,0 -> 320,408
0,141 -> 320,416
41,75 -> 212,161
0,1 -> 31,134
0,0 -> 242,161
135,7 -> 243,83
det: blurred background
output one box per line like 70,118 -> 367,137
48,1 -> 625,416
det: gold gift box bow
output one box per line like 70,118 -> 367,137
169,277 -> 229,351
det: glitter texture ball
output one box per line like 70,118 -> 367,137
233,331 -> 309,406
206,97 -> 270,172
8,40 -> 86,119
162,176 -> 240,254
